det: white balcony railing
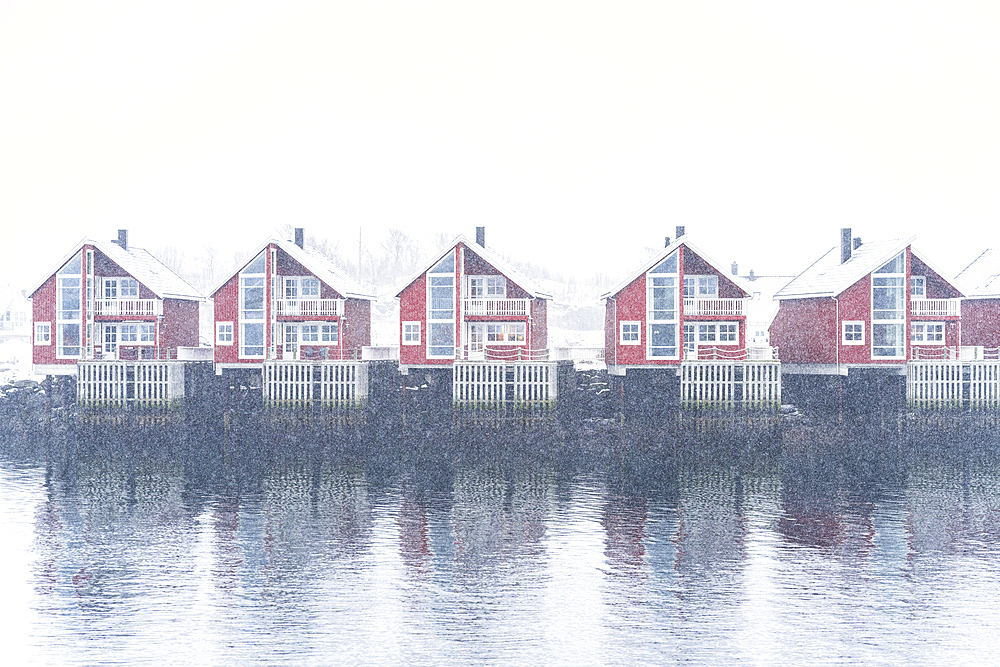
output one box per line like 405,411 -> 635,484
683,298 -> 746,317
911,298 -> 960,317
276,298 -> 344,317
93,299 -> 162,317
463,298 -> 530,317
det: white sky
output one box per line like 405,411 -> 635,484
2,1 -> 999,292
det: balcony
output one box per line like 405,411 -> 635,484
463,298 -> 530,317
276,298 -> 344,317
911,298 -> 960,317
683,298 -> 746,317
93,299 -> 162,317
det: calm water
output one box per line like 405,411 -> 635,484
2,417 -> 1000,665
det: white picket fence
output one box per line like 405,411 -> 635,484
680,361 -> 781,408
77,361 -> 184,408
453,362 -> 557,408
907,360 -> 1000,408
262,361 -> 367,408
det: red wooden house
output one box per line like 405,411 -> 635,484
770,229 -> 964,372
601,229 -> 755,376
955,249 -> 1000,353
210,229 -> 375,369
30,230 -> 202,375
395,229 -> 552,368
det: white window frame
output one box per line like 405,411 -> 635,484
120,323 -> 138,344
910,276 -> 926,298
301,324 -> 320,343
911,321 -> 944,345
842,321 -> 865,345
620,321 -> 641,345
484,322 -> 526,344
646,252 -> 680,360
239,255 -> 266,359
216,322 -> 233,346
35,322 -> 51,345
427,253 -> 456,359
871,251 -> 907,359
695,322 -> 739,346
320,323 -> 339,344
402,321 -> 421,345
486,276 -> 506,297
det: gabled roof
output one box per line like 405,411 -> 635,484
209,237 -> 375,300
774,237 -> 913,300
28,238 -> 203,301
0,286 -> 29,312
955,248 -> 1000,298
600,235 -> 753,301
394,235 -> 553,300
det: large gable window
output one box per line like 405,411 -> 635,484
427,252 -> 456,358
57,251 -> 82,358
647,252 -> 679,359
872,252 -> 906,358
240,252 -> 266,358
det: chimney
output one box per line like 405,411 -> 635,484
675,225 -> 685,239
294,228 -> 304,249
853,237 -> 862,250
664,236 -> 671,248
115,229 -> 128,251
840,228 -> 852,264
731,261 -> 738,276
476,226 -> 485,248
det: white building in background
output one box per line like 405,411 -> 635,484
0,286 -> 31,342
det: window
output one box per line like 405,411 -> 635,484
485,322 -> 526,343
684,275 -> 718,299
911,276 -> 926,298
301,277 -> 319,297
692,323 -> 739,346
911,322 -> 944,344
486,276 -> 505,297
35,322 -> 51,345
284,277 -> 298,299
216,322 -> 233,346
427,252 -> 456,357
240,252 -> 266,358
620,321 -> 640,345
843,321 -> 864,345
120,324 -> 138,343
469,277 -> 483,299
872,252 -> 906,358
138,324 -> 154,344
57,251 -> 82,358
684,323 -> 696,353
402,322 -> 420,345
321,323 -> 339,344
284,324 -> 299,353
300,325 -> 319,343
647,251 -> 679,358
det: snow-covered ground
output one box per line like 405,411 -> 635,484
0,339 -> 37,387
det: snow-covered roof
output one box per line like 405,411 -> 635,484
394,236 -> 553,300
600,235 -> 753,301
774,237 -> 912,300
28,238 -> 203,301
955,248 -> 1000,298
209,237 -> 375,300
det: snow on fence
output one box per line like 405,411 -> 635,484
907,360 -> 1000,408
262,361 -> 367,408
680,361 -> 781,408
453,362 -> 557,408
77,361 -> 184,408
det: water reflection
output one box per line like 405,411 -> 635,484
2,416 -> 1000,664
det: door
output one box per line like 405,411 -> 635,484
103,324 -> 118,360
468,323 -> 484,360
284,324 -> 299,360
